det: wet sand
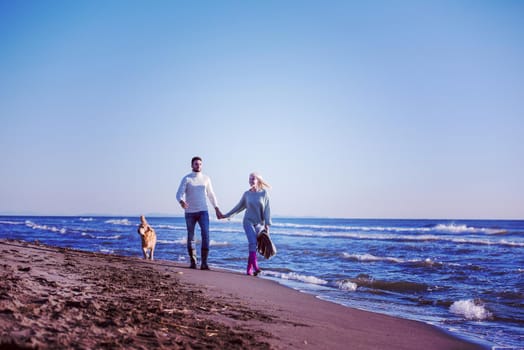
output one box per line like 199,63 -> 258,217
0,239 -> 484,349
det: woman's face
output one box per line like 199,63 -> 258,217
249,174 -> 258,187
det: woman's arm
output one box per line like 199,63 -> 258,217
223,193 -> 247,218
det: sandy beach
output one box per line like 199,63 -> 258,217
0,239 -> 484,349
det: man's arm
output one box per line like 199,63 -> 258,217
176,177 -> 188,209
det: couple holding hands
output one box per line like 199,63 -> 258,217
176,156 -> 271,276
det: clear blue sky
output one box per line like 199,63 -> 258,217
1,0 -> 523,219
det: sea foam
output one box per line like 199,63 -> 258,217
336,280 -> 358,291
342,252 -> 404,263
210,240 -> 229,247
157,238 -> 187,245
25,221 -> 66,234
0,220 -> 23,225
449,299 -> 493,320
433,223 -> 505,235
265,271 -> 328,285
96,235 -> 122,240
105,219 -> 132,226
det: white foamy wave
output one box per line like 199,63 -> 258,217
265,271 -> 328,285
96,235 -> 122,240
25,220 -> 66,234
274,230 -> 524,247
79,218 -> 94,222
449,299 -> 493,320
273,222 -> 430,233
448,237 -> 524,247
414,258 -> 446,267
274,221 -> 507,236
157,239 -> 186,245
496,239 -> 524,247
433,224 -> 503,235
336,280 -> 358,291
105,219 -> 132,226
342,253 -> 404,263
214,227 -> 245,234
155,224 -> 182,230
0,220 -> 23,225
210,240 -> 229,247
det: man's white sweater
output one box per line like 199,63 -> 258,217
176,172 -> 218,213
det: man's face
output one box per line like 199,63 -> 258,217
192,160 -> 203,172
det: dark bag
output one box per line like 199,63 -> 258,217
256,229 -> 277,259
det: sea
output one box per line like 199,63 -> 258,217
1,216 -> 523,349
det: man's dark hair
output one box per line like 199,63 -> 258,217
191,156 -> 202,165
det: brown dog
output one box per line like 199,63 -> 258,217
137,215 -> 157,260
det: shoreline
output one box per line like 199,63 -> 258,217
0,239 -> 485,349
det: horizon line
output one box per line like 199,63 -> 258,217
0,213 -> 522,221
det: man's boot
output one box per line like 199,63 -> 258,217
201,249 -> 210,270
188,248 -> 197,269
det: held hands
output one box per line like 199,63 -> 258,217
215,207 -> 225,220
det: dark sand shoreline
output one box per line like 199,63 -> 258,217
0,239 -> 485,349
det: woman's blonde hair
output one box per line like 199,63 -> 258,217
250,172 -> 271,191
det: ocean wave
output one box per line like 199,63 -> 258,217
81,232 -> 96,239
449,299 -> 493,320
264,267 -> 294,273
336,280 -> 358,291
155,224 -> 182,230
105,219 -> 132,226
448,237 -> 524,247
341,253 -> 463,269
274,221 -> 508,234
210,240 -> 230,247
406,258 -> 447,268
433,224 -> 506,235
273,222 -> 430,233
25,220 -> 66,234
157,239 -> 186,245
342,253 -> 404,263
72,227 -> 103,234
275,230 -> 524,247
353,275 -> 429,293
264,271 -> 328,285
95,235 -> 122,240
156,238 -> 228,246
79,218 -> 94,222
0,220 -> 24,225
212,227 -> 245,234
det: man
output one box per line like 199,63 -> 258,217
176,156 -> 221,270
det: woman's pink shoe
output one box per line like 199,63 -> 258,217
250,251 -> 261,276
246,253 -> 254,275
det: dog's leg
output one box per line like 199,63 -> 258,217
142,248 -> 147,259
150,247 -> 154,261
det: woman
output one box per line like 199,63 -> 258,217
221,172 -> 271,276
